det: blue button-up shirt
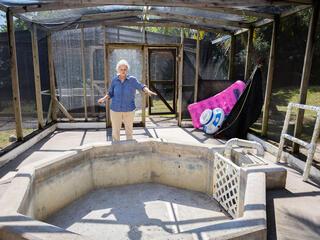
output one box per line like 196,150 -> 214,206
107,75 -> 146,112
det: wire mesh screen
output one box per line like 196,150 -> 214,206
0,30 -> 15,149
108,49 -> 143,123
84,27 -> 105,120
233,33 -> 247,81
16,30 -> 38,133
145,27 -> 181,44
149,50 -> 176,114
200,40 -> 229,81
52,29 -> 83,119
106,27 -> 143,43
0,27 -> 52,149
182,50 -> 195,119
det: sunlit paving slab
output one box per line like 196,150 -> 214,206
45,183 -> 231,240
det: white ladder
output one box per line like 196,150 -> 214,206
276,102 -> 320,181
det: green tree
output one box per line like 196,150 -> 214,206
0,12 -> 28,32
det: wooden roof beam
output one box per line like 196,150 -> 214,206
42,19 -> 233,34
80,11 -> 144,21
235,4 -> 311,34
280,4 -> 311,18
10,0 -> 313,13
11,3 -> 95,14
194,7 -> 275,19
0,3 -> 7,12
148,10 -> 251,29
23,0 -> 313,6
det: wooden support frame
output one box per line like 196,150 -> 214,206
228,34 -> 235,80
81,28 -> 88,121
9,0 -> 312,14
104,27 -> 111,127
7,10 -> 23,141
261,17 -> 279,137
147,46 -> 178,115
293,2 -> 319,152
142,45 -> 147,126
46,99 -> 52,124
47,33 -> 57,121
244,27 -> 254,81
193,29 -> 200,103
194,6 -> 275,19
31,24 -> 44,129
178,29 -> 184,126
54,97 -> 74,121
105,43 -> 146,126
148,10 -> 251,29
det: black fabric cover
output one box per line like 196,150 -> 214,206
214,66 -> 263,139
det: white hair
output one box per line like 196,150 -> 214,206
116,59 -> 130,73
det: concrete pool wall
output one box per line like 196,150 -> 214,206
26,139 -> 220,221
0,138 -> 286,239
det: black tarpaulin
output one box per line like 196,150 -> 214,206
214,65 -> 263,139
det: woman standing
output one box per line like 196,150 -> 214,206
98,59 -> 156,141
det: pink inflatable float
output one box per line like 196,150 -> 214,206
188,80 -> 246,129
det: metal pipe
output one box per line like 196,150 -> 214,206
224,138 -> 264,159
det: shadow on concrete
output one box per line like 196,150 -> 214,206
267,187 -> 320,240
45,183 -> 230,240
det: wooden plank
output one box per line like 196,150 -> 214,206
0,3 -> 7,12
234,28 -> 249,36
11,0 -> 311,12
54,98 -> 74,121
106,43 -> 180,48
244,27 -> 254,81
47,33 -> 57,121
147,47 -> 151,116
89,47 -> 95,117
193,30 -> 200,103
261,17 -> 279,136
81,28 -> 88,121
280,5 -> 311,18
254,18 -> 273,28
228,34 -> 235,80
6,10 -> 23,141
105,33 -> 111,127
142,46 -> 146,126
81,11 -> 143,21
194,7 -> 275,19
31,24 -> 44,129
44,19 -> 233,34
93,82 -> 104,95
148,10 -> 252,29
175,47 -> 178,114
178,29 -> 184,126
142,26 -> 146,43
46,99 -> 52,124
293,1 -> 319,152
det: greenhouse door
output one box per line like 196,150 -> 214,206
148,48 -> 177,115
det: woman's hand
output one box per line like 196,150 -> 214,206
97,95 -> 109,104
143,87 -> 157,97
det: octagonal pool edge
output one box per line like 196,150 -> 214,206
0,138 -> 278,240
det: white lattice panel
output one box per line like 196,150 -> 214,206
213,152 -> 241,218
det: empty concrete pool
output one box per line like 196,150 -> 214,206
0,138 -> 286,240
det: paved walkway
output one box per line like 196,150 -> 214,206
0,118 -> 319,240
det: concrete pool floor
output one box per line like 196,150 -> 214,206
45,183 -> 231,240
0,117 -> 320,239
